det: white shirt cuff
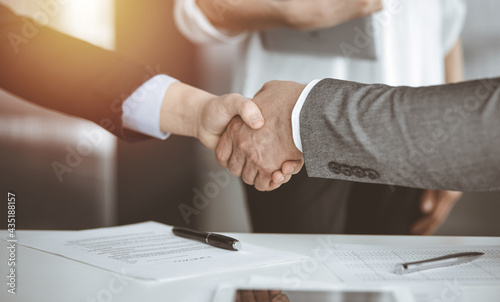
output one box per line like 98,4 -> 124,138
291,79 -> 322,152
174,0 -> 248,44
122,74 -> 178,140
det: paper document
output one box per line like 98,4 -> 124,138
321,244 -> 500,283
319,244 -> 500,302
18,221 -> 307,280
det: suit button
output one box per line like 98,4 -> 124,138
328,162 -> 341,174
365,169 -> 380,179
340,165 -> 352,176
352,166 -> 365,178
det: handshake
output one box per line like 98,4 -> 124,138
215,81 -> 307,191
177,80 -> 307,192
167,76 -> 500,193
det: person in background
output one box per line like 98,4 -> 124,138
174,0 -> 466,235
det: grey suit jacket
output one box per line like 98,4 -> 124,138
300,78 -> 500,192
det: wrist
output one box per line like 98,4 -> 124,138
160,82 -> 213,139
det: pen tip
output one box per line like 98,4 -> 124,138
233,241 -> 242,251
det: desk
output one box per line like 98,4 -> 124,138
1,231 -> 499,302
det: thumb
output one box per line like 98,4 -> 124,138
222,95 -> 264,129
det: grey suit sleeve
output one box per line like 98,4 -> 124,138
300,78 -> 500,192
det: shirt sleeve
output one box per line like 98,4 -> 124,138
122,74 -> 178,140
291,79 -> 322,152
173,0 -> 248,44
441,0 -> 467,55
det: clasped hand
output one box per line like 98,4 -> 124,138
216,81 -> 306,191
161,81 -> 304,191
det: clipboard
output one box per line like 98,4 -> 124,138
260,16 -> 378,60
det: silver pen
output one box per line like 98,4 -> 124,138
394,252 -> 484,275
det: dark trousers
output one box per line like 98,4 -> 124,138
246,169 -> 423,235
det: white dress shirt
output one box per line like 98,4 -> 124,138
174,0 -> 467,152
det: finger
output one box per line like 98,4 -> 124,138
410,216 -> 434,235
228,152 -> 246,177
254,290 -> 272,302
241,161 -> 258,185
240,290 -> 257,302
433,193 -> 458,221
443,190 -> 463,203
271,171 -> 286,184
255,172 -> 275,191
271,172 -> 292,185
419,189 -> 436,214
271,159 -> 304,183
269,180 -> 282,191
281,160 -> 303,175
215,130 -> 233,169
272,294 -> 290,302
269,290 -> 282,298
281,174 -> 292,184
222,95 -> 264,129
412,192 -> 457,235
412,190 -> 437,234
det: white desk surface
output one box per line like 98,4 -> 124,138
1,230 -> 499,302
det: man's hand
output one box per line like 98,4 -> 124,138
216,81 -> 305,191
197,93 -> 265,149
410,190 -> 462,235
160,82 -> 264,150
197,0 -> 383,32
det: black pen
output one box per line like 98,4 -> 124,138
172,226 -> 242,251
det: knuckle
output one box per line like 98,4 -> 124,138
262,81 -> 276,90
261,163 -> 276,174
227,93 -> 243,102
228,165 -> 241,177
215,149 -> 228,165
247,152 -> 260,164
236,139 -> 247,151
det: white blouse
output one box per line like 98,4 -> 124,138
175,0 -> 466,98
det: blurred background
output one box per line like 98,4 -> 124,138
0,0 -> 498,236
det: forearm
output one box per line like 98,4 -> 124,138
445,38 -> 464,84
300,78 -> 500,192
159,82 -> 213,139
196,0 -> 383,32
196,0 -> 285,32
